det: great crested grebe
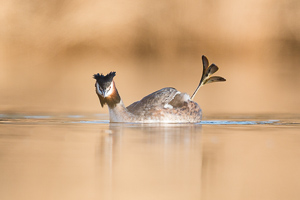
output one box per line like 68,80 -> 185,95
93,55 -> 226,123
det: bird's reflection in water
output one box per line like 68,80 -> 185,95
97,123 -> 203,200
108,122 -> 202,145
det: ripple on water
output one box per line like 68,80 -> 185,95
200,120 -> 280,125
0,114 -> 299,126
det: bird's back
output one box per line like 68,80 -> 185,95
127,87 -> 178,115
126,87 -> 202,123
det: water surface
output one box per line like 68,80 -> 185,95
1,114 -> 300,200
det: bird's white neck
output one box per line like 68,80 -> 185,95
108,100 -> 135,122
96,81 -> 136,122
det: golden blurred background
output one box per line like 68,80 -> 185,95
1,0 -> 300,115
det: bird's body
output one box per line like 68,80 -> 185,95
93,55 -> 225,123
108,87 -> 201,123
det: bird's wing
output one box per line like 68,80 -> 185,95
126,87 -> 179,115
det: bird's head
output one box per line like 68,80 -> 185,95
93,71 -> 120,108
93,72 -> 116,98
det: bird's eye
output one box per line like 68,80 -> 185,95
107,86 -> 111,91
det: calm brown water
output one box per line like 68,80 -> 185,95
1,114 -> 300,200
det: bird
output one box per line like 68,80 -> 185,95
93,55 -> 226,123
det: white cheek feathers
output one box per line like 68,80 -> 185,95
96,82 -> 114,97
104,81 -> 114,97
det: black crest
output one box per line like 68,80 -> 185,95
93,72 -> 116,89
